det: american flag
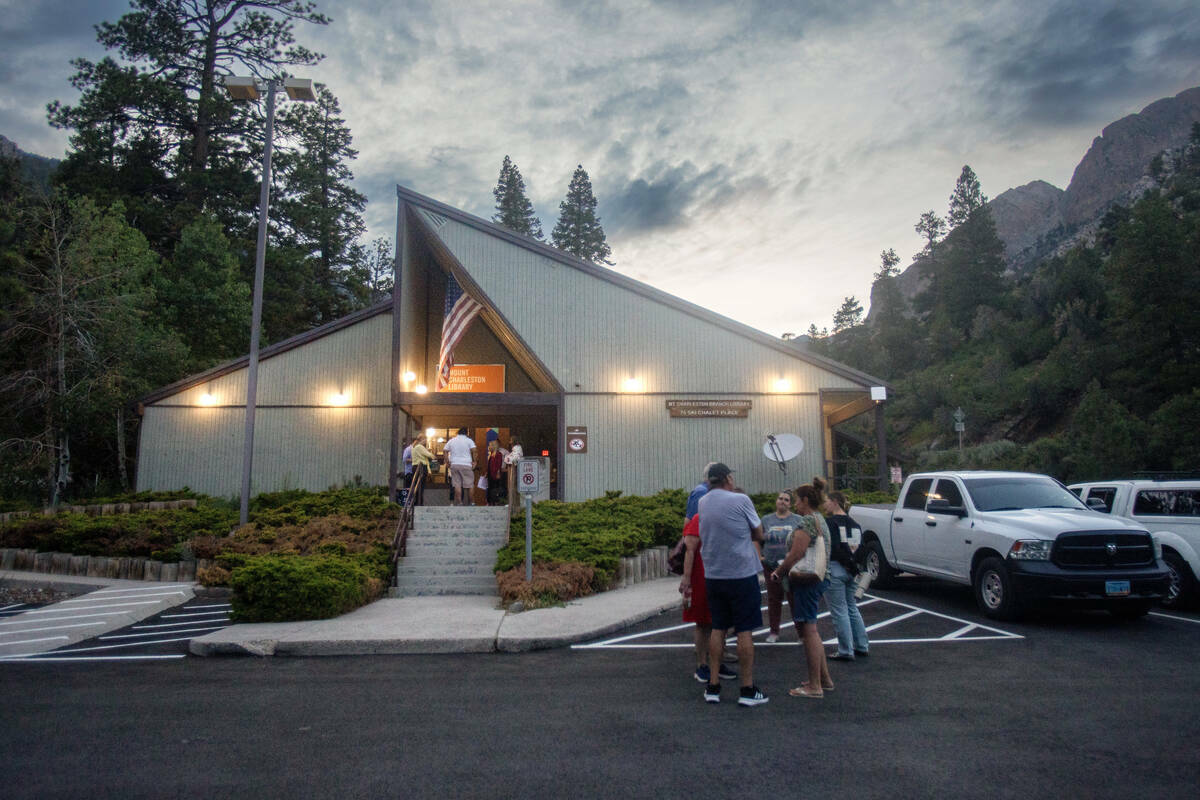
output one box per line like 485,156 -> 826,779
436,272 -> 483,390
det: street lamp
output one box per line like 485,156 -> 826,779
223,75 -> 316,525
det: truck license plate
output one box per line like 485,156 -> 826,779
1106,580 -> 1131,596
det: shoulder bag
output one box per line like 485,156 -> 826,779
788,529 -> 827,584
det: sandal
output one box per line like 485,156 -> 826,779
789,686 -> 824,698
800,680 -> 834,692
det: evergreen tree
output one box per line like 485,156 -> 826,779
552,165 -> 613,264
359,237 -> 394,302
914,210 -> 946,256
273,83 -> 370,326
48,0 -> 329,231
948,165 -> 987,228
832,296 -> 864,333
492,156 -> 543,239
874,247 -> 900,282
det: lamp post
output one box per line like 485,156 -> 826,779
223,76 -> 317,526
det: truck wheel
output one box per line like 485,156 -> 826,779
1108,600 -> 1152,620
863,539 -> 897,589
1162,551 -> 1196,610
973,557 -> 1023,621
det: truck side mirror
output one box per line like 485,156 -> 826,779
927,498 -> 967,517
1086,496 -> 1108,512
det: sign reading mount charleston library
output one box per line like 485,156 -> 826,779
666,399 -> 753,418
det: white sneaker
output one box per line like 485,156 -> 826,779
765,632 -> 780,643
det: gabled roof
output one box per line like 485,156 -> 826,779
397,184 -> 889,390
139,298 -> 392,405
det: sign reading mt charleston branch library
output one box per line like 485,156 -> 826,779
666,399 -> 753,418
440,364 -> 505,392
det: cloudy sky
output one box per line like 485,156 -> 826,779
2,0 -> 1199,336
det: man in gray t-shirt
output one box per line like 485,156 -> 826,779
696,463 -> 768,707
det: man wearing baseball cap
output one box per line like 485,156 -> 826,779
698,462 -> 768,706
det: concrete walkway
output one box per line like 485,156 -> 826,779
1,570 -> 196,658
190,577 -> 682,657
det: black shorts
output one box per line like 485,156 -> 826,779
704,575 -> 763,633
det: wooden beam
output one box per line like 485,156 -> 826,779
825,395 -> 876,427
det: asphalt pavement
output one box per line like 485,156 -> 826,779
2,576 -> 1198,800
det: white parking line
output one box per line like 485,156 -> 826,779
18,636 -> 199,655
0,622 -> 106,636
23,601 -> 162,615
89,584 -> 192,594
0,635 -> 68,647
0,611 -> 126,626
99,626 -> 226,640
158,611 -> 232,619
60,591 -> 187,604
573,593 -> 1023,650
182,604 -> 231,610
0,603 -> 25,611
0,654 -> 186,663
132,618 -> 229,630
1149,611 -> 1200,625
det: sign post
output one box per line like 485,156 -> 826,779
953,407 -> 966,455
517,459 -> 540,582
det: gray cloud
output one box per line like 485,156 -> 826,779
955,1 -> 1200,127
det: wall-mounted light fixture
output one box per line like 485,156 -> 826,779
198,392 -> 218,406
327,392 -> 350,406
773,378 -> 792,393
622,377 -> 645,393
415,384 -> 428,395
402,371 -> 416,383
425,427 -> 436,440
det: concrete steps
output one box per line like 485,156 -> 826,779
393,506 -> 512,597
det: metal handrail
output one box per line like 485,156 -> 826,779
390,468 -> 426,571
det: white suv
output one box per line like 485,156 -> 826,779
1069,480 -> 1200,609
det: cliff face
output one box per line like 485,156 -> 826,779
1061,86 -> 1200,228
871,86 -> 1200,321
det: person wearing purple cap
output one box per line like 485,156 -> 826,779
698,462 -> 769,707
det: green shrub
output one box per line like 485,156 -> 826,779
229,548 -> 389,622
0,506 -> 238,559
248,487 -> 396,528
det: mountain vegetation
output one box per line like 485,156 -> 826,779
0,0 -> 384,506
809,127 -> 1200,483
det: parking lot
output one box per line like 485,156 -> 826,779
1,574 -> 1198,798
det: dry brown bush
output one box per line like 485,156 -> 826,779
197,565 -> 231,587
496,562 -> 596,608
189,515 -> 392,559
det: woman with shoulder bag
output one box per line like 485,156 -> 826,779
770,477 -> 833,698
823,490 -> 870,661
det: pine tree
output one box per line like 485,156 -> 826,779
552,165 -> 613,264
874,247 -> 901,282
948,165 -> 987,228
832,297 -> 864,333
492,156 -> 543,239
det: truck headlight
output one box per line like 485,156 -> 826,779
1008,540 -> 1053,561
1152,537 -> 1162,560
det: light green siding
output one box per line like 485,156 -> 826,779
137,406 -> 390,497
137,312 -> 393,495
562,394 -> 827,500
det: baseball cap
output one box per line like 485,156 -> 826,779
707,463 -> 734,483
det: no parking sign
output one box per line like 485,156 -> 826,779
517,459 -> 540,495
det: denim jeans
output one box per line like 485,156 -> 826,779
826,562 -> 869,655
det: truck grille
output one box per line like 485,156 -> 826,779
1052,531 -> 1155,568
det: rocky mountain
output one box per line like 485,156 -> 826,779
871,86 -> 1200,319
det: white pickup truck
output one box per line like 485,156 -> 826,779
855,471 -> 1169,620
1068,480 -> 1200,610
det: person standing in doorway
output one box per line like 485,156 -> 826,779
443,427 -> 477,506
823,490 -> 870,660
485,439 -> 508,506
698,463 -> 768,707
760,490 -> 803,643
409,435 -> 434,507
401,438 -> 414,489
503,435 -> 523,512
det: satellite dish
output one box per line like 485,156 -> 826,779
764,434 -> 804,474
